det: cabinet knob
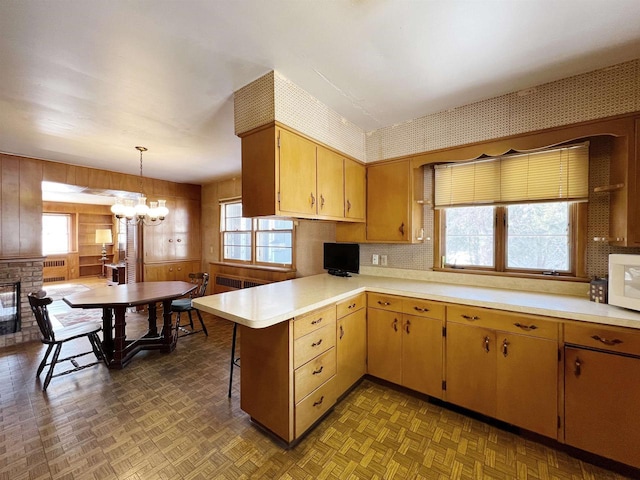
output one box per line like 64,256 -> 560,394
483,336 -> 490,353
574,357 -> 582,376
502,338 -> 509,357
168,239 -> 173,243
177,238 -> 182,243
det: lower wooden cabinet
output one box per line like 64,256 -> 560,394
445,307 -> 559,438
144,261 -> 200,282
564,323 -> 640,468
240,305 -> 337,443
335,294 -> 367,397
367,294 -> 444,399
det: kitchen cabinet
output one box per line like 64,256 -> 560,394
367,293 -> 444,398
240,305 -> 337,443
445,305 -> 559,438
241,124 -> 365,222
336,159 -> 423,243
564,322 -> 640,468
335,294 -> 367,397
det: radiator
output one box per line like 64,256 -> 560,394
213,275 -> 266,293
43,258 -> 68,283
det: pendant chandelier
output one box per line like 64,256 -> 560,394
110,146 -> 169,225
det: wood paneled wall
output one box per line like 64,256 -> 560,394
0,153 -> 201,261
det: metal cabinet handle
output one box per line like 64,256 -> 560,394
348,303 -> 356,309
313,396 -> 324,407
393,318 -> 398,332
462,314 -> 480,321
574,357 -> 582,376
502,338 -> 509,357
591,335 -> 622,346
310,192 -> 316,207
405,319 -> 411,334
320,194 -> 325,208
339,325 -> 344,340
513,322 -> 537,331
346,199 -> 351,212
483,336 -> 490,353
312,366 -> 324,375
378,301 -> 391,306
311,339 -> 323,347
311,318 -> 322,325
414,306 -> 429,312
399,222 -> 405,236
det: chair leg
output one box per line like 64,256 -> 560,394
175,311 -> 182,332
228,323 -> 238,398
37,344 -> 54,377
89,333 -> 108,366
187,310 -> 194,329
43,344 -> 62,391
195,310 -> 208,336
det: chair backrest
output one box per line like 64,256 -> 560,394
188,272 -> 210,298
28,291 -> 56,342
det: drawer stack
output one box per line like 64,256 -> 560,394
293,306 -> 337,437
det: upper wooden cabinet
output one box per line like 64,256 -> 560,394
338,159 -> 423,243
241,125 -> 365,222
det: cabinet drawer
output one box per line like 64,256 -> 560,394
402,298 -> 445,320
447,305 -> 558,340
336,293 -> 366,318
293,306 -> 336,340
295,376 -> 336,438
294,347 -> 336,403
564,322 -> 640,356
294,321 -> 336,368
368,293 -> 402,312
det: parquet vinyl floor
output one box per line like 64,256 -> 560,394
0,308 -> 635,480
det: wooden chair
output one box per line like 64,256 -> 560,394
173,272 -> 209,337
28,291 -> 106,391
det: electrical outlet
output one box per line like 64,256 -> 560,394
372,254 -> 379,265
380,255 -> 388,266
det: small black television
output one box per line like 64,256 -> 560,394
323,242 -> 359,277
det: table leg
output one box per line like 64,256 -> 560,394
161,299 -> 177,352
147,303 -> 158,336
101,307 -> 114,360
112,306 -> 127,369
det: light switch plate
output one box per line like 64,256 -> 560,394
372,254 -> 379,265
380,255 -> 388,266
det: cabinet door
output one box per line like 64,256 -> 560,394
344,159 -> 365,221
316,147 -> 344,219
366,161 -> 410,241
367,308 -> 402,384
496,333 -> 558,438
402,314 -> 443,399
565,347 -> 640,468
336,308 -> 367,396
278,129 -> 317,216
445,322 -> 496,417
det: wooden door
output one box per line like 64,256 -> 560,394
367,308 -> 402,384
316,146 -> 344,219
344,159 -> 366,221
496,333 -> 558,438
336,308 -> 367,396
278,129 -> 317,216
565,347 -> 640,468
445,322 -> 496,417
366,161 -> 410,241
402,314 -> 443,399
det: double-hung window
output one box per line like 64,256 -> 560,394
42,214 -> 72,255
220,201 -> 294,267
435,143 -> 589,277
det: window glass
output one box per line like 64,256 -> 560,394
220,202 -> 293,266
507,202 -> 569,271
444,206 -> 494,267
42,214 -> 70,255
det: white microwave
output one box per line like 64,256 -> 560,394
609,254 -> 640,312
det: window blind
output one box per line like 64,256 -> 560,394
434,142 -> 589,208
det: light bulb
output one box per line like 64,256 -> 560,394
156,199 -> 169,220
135,196 -> 149,217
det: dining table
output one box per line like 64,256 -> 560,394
63,281 -> 196,369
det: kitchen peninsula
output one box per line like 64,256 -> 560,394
193,274 -> 640,469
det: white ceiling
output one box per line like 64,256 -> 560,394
2,0 -> 640,186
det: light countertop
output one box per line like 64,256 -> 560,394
192,273 -> 640,330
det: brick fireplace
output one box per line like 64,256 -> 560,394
0,257 -> 44,347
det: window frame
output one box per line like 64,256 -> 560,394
220,200 -> 295,269
42,213 -> 73,255
435,201 -> 587,280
